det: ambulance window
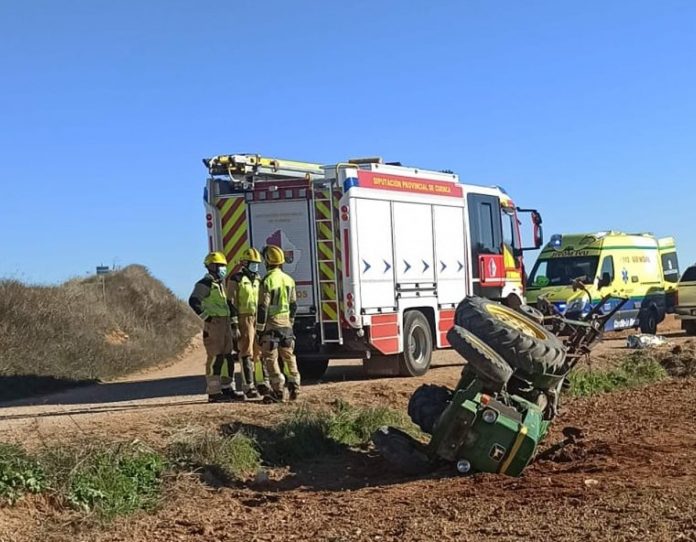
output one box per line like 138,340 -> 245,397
467,194 -> 503,278
599,257 -> 614,282
661,253 -> 680,283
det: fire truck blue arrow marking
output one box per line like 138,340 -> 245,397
383,260 -> 391,273
440,261 -> 447,272
363,259 -> 371,273
457,261 -> 464,272
422,260 -> 430,272
403,260 -> 411,273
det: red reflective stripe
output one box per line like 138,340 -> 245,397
440,332 -> 450,347
371,337 -> 399,355
371,313 -> 398,325
343,228 -> 350,279
438,310 -> 455,332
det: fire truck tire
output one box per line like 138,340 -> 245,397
454,296 -> 566,377
372,426 -> 434,476
446,325 -> 513,392
398,311 -> 433,377
408,384 -> 453,434
296,358 -> 329,381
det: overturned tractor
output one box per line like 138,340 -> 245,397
373,288 -> 627,476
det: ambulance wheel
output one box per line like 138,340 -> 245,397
398,311 -> 433,377
454,296 -> 566,377
296,358 -> 329,381
408,384 -> 453,434
639,308 -> 658,335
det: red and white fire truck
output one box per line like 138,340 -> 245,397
202,154 -> 543,379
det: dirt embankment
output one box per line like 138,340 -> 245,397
0,265 -> 199,401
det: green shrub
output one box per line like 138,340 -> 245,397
168,429 -> 260,483
569,353 -> 667,396
0,443 -> 46,504
44,442 -> 165,519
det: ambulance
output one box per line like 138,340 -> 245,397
525,232 -> 679,333
201,154 -> 543,379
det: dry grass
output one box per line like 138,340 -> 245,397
0,265 -> 199,399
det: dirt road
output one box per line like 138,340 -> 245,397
1,323 -> 694,541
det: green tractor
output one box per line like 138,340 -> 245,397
373,287 -> 627,477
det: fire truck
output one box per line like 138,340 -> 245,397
202,154 -> 543,379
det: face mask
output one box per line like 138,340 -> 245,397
248,262 -> 260,274
217,266 -> 227,279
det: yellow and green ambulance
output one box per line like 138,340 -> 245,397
526,232 -> 678,333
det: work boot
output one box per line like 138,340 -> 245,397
263,387 -> 286,404
288,382 -> 300,401
245,388 -> 261,400
208,393 -> 231,404
257,383 -> 272,397
222,388 -> 246,401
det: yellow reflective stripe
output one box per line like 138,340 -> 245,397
318,222 -> 332,240
321,302 -> 338,320
315,199 -> 331,219
318,241 -> 334,261
499,425 -> 528,475
319,262 -> 335,281
322,283 -> 336,299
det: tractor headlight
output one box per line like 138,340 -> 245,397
482,409 -> 498,424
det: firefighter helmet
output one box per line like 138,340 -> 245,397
204,251 -> 227,266
263,245 -> 285,266
240,247 -> 262,263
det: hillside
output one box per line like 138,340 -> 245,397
0,265 -> 199,400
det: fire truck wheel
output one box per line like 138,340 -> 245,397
408,384 -> 453,434
296,358 -> 329,381
454,296 -> 566,378
399,311 -> 433,377
446,325 -> 513,392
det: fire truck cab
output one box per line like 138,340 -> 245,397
202,154 -> 543,379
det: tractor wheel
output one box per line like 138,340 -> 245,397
372,426 -> 434,476
296,358 -> 329,381
398,311 -> 433,377
639,308 -> 658,335
446,325 -> 514,392
408,384 -> 453,434
454,296 -> 566,378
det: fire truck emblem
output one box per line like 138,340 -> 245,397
489,258 -> 497,277
266,230 -> 301,273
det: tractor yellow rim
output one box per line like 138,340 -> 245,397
485,305 -> 548,340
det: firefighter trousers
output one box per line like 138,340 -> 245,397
260,327 -> 300,392
203,316 -> 236,395
236,314 -> 269,391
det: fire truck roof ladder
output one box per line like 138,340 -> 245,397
311,178 -> 343,345
203,154 -> 324,187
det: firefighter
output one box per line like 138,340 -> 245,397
226,247 -> 271,399
188,251 -> 245,403
256,245 -> 301,402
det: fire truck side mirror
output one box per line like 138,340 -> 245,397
533,223 -> 544,249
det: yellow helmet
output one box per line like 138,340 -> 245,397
204,251 -> 227,266
241,247 -> 262,263
263,245 -> 285,266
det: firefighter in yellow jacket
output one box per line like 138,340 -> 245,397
188,251 -> 245,403
256,245 -> 301,402
226,247 -> 271,399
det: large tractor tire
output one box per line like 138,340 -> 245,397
446,325 -> 514,392
296,358 -> 330,381
454,296 -> 566,378
408,384 -> 453,434
398,311 -> 433,377
372,426 -> 434,476
683,320 -> 696,336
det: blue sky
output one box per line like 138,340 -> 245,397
1,0 -> 694,298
